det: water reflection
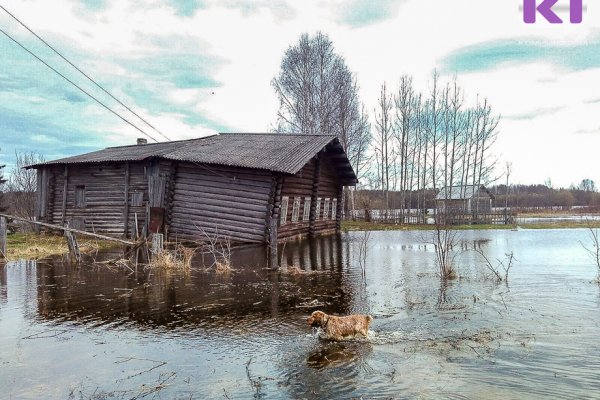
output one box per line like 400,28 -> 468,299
2,229 -> 600,399
34,234 -> 355,331
306,341 -> 373,370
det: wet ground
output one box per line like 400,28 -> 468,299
1,229 -> 600,399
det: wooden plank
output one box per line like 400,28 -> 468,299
172,194 -> 269,214
173,183 -> 269,202
176,170 -> 272,190
60,165 -> 68,225
172,199 -> 268,219
123,162 -> 130,236
171,209 -> 265,230
150,233 -> 164,254
309,155 -> 321,238
173,190 -> 267,207
171,217 -> 264,238
170,223 -> 264,243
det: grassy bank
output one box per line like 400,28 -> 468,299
3,233 -> 120,261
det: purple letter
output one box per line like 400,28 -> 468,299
570,0 -> 583,23
523,0 -> 562,23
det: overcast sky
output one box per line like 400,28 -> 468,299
1,0 -> 599,188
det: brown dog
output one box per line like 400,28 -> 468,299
307,310 -> 373,341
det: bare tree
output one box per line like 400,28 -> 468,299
580,220 -> 600,282
7,151 -> 45,223
272,32 -> 369,144
394,75 -> 414,220
272,32 -> 371,221
374,82 -> 393,217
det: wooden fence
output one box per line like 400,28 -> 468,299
347,209 -> 516,225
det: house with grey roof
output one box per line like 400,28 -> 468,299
435,185 -> 494,216
28,133 -> 357,244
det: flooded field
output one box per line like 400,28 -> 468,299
1,229 -> 600,399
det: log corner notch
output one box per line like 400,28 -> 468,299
267,173 -> 284,268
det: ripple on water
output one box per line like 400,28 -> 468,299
1,230 -> 600,398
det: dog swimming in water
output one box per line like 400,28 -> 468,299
307,310 -> 373,341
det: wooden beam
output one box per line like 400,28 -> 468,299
336,184 -> 343,232
34,168 -> 44,233
60,165 -> 68,225
123,162 -> 130,236
269,174 -> 283,268
0,213 -> 136,246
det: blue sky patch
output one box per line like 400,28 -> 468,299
441,38 -> 600,73
167,0 -> 206,17
336,0 -> 402,28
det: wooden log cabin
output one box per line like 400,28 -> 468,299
28,133 -> 358,244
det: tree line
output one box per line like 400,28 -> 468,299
352,183 -> 600,213
272,31 -> 500,219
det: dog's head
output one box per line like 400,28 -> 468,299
307,310 -> 328,327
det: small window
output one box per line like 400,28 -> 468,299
323,198 -> 330,220
291,197 -> 301,223
302,197 -> 311,222
131,192 -> 143,207
315,197 -> 321,220
75,185 -> 86,208
280,196 -> 289,225
332,198 -> 338,220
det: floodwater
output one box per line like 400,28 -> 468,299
1,229 -> 600,399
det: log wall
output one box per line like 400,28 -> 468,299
33,152 -> 346,243
41,163 -> 145,236
278,153 -> 341,240
169,162 -> 272,243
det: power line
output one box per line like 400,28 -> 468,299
0,27 -> 159,143
0,8 -> 232,179
0,4 -> 171,141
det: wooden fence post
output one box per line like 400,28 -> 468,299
0,217 -> 6,260
150,233 -> 164,255
64,228 -> 82,263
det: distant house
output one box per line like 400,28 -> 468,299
28,133 -> 357,244
435,185 -> 494,215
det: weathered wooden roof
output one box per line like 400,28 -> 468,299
29,133 -> 358,184
436,185 -> 494,200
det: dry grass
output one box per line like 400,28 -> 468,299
5,233 -> 68,260
282,265 -> 305,276
147,244 -> 197,271
214,260 -> 232,273
4,233 -> 117,261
